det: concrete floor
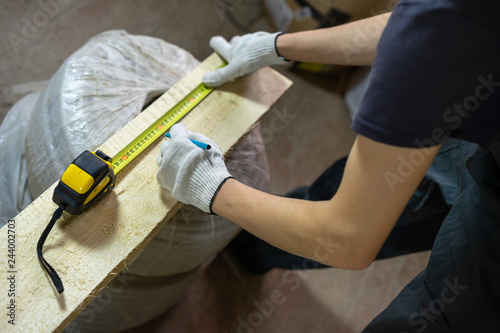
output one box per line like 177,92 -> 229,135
1,1 -> 430,332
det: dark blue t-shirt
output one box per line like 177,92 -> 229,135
352,0 -> 500,149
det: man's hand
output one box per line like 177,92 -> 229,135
202,32 -> 289,87
156,124 -> 232,214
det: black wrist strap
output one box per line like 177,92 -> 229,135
275,32 -> 291,62
37,206 -> 65,294
209,176 -> 234,215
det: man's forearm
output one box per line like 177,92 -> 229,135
212,178 -> 369,270
276,13 -> 391,66
211,135 -> 440,271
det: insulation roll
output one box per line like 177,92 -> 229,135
26,30 -> 200,199
66,267 -> 204,333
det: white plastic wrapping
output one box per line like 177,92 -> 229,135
26,30 -> 200,198
12,30 -> 271,332
65,267 -> 203,333
0,92 -> 39,227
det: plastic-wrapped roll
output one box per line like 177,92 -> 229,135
0,92 -> 39,226
67,267 -> 203,333
26,30 -> 199,198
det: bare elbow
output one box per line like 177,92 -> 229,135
337,253 -> 374,270
347,254 -> 374,270
311,210 -> 379,270
347,242 -> 378,270
319,246 -> 375,270
308,232 -> 376,270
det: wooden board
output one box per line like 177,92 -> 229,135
0,53 -> 292,332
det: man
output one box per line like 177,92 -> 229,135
157,0 -> 500,331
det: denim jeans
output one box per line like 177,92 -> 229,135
229,139 -> 500,331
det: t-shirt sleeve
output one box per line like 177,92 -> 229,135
351,1 -> 500,148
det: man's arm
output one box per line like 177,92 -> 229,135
203,13 -> 391,86
213,135 -> 440,269
276,13 -> 391,66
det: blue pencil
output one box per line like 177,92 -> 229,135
165,132 -> 211,150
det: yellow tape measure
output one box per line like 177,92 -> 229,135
45,72 -> 224,295
112,81 -> 216,174
53,64 -> 224,215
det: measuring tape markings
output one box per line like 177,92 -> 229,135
112,61 -> 226,174
112,82 -> 215,174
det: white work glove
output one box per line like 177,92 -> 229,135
156,124 -> 232,214
203,31 -> 289,87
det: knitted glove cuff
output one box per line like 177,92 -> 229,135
248,32 -> 290,66
186,157 -> 232,214
274,32 -> 290,62
209,176 -> 234,215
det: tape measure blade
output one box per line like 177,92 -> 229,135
112,82 -> 214,174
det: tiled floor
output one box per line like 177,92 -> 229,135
1,1 -> 430,332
